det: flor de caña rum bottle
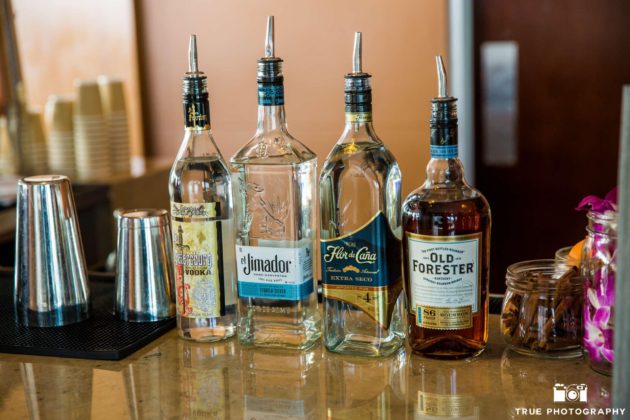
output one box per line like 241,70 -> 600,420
231,17 -> 320,349
402,56 -> 491,358
168,35 -> 237,341
319,32 -> 404,357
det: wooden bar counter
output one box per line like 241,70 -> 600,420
0,315 -> 615,419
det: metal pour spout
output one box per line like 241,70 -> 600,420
265,16 -> 274,58
183,34 -> 207,96
436,55 -> 447,98
353,32 -> 362,73
188,34 -> 198,73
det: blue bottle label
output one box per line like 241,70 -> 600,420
257,83 -> 284,106
430,144 -> 458,159
320,212 -> 402,329
236,244 -> 313,301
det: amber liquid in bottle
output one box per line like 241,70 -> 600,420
402,57 -> 491,359
403,195 -> 490,358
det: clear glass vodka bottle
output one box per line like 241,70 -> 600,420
231,17 -> 320,350
319,32 -> 404,357
168,35 -> 237,342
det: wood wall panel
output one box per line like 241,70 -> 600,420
474,0 -> 630,291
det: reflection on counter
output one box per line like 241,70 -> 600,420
408,353 -> 501,419
178,339 -> 237,419
0,317 -> 615,419
326,350 -> 406,419
123,340 -> 180,419
0,363 -> 21,414
21,363 -> 93,420
501,348 -> 610,419
241,345 -> 323,419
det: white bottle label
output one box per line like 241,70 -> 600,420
171,202 -> 224,318
407,232 -> 481,330
236,244 -> 313,301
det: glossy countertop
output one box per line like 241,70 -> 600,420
0,315 -> 616,419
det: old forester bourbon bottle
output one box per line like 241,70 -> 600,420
402,56 -> 491,358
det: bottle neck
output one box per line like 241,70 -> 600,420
256,81 -> 287,133
586,211 -> 618,238
183,96 -> 211,131
429,122 -> 458,159
178,94 -> 222,160
426,113 -> 464,185
425,156 -> 465,185
345,109 -> 372,123
256,104 -> 287,133
342,72 -> 374,142
340,110 -> 377,142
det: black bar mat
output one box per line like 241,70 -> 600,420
0,269 -> 175,361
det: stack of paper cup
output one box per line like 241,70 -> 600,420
0,116 -> 16,175
20,111 -> 48,175
74,80 -> 111,181
45,96 -> 76,177
98,77 -> 130,175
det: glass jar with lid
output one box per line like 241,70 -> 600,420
501,260 -> 583,358
581,210 -> 617,375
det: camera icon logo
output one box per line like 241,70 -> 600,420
553,383 -> 588,403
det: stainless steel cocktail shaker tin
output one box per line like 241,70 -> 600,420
114,208 -> 176,322
14,175 -> 90,327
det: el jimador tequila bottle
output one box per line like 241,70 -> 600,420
319,33 -> 404,357
402,57 -> 491,358
169,35 -> 237,342
231,17 -> 320,349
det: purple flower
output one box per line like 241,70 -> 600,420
604,187 -> 618,205
601,347 -> 614,363
578,186 -> 617,367
593,306 -> 610,326
584,286 -> 614,363
576,187 -> 618,213
584,318 -> 604,361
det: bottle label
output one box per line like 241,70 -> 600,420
406,232 -> 481,330
320,212 -> 402,329
171,202 -> 224,318
430,126 -> 458,158
430,144 -> 458,159
236,244 -> 313,300
345,112 -> 372,123
257,83 -> 285,106
183,99 -> 210,130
